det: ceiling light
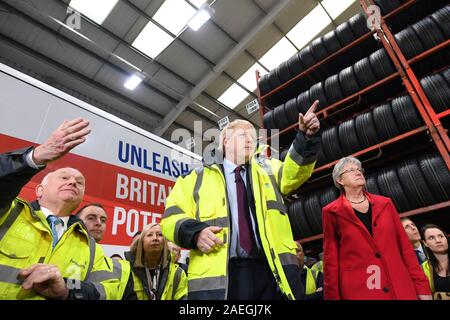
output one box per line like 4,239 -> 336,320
188,5 -> 214,31
124,73 -> 144,90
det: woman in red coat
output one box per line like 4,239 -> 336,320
322,156 -> 432,300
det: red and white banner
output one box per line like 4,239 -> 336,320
0,63 -> 202,257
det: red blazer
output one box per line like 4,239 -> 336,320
322,192 -> 431,300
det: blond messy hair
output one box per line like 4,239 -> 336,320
218,119 -> 256,153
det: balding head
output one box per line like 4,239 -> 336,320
36,167 -> 85,216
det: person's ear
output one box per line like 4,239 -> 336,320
36,184 -> 44,199
337,177 -> 344,188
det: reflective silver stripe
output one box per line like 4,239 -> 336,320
88,260 -> 122,282
163,206 -> 184,219
260,162 -> 286,214
278,252 -> 298,267
202,217 -> 228,228
92,281 -> 106,300
266,200 -> 287,214
193,167 -> 204,221
288,144 -> 316,165
85,236 -> 96,280
173,267 -> 183,298
188,276 -> 226,293
174,217 -> 190,245
0,264 -> 22,285
0,201 -> 23,242
311,269 -> 318,281
277,163 -> 284,186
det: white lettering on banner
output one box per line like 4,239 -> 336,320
112,207 -> 162,237
115,174 -> 173,205
118,140 -> 191,177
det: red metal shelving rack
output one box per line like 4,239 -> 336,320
255,0 -> 450,245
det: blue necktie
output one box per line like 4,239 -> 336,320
415,249 -> 426,264
47,215 -> 63,249
234,166 -> 254,254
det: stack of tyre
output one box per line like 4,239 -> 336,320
288,153 -> 450,239
258,0 -> 405,108
262,6 -> 449,131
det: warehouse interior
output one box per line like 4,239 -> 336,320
0,0 -> 449,266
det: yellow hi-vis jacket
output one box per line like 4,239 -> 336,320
0,199 -> 119,299
130,260 -> 187,300
304,266 -> 318,295
161,140 -> 318,300
421,261 -> 435,293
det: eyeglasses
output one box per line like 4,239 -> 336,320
339,167 -> 364,176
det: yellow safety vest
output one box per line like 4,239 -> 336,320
161,145 -> 315,300
0,199 -> 119,299
421,261 -> 435,293
304,266 -> 318,295
132,262 -> 187,300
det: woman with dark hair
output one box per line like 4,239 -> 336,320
322,156 -> 432,300
421,224 -> 450,299
124,223 -> 187,300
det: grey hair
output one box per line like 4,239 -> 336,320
217,119 -> 256,153
332,156 -> 363,193
40,167 -> 82,186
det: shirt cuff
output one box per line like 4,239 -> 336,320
25,149 -> 46,169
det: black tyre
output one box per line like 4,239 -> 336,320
338,118 -> 361,155
349,13 -> 369,38
374,0 -> 401,15
258,74 -> 271,96
304,193 -> 323,234
310,37 -> 329,63
288,200 -> 314,239
397,158 -> 437,209
297,90 -> 312,114
420,73 -> 450,113
287,52 -> 303,78
442,67 -> 450,86
391,95 -> 423,133
369,49 -> 396,81
339,65 -> 360,97
273,103 -> 290,129
354,57 -> 377,89
324,74 -> 344,105
298,46 -> 316,70
284,97 -> 299,126
394,26 -> 425,60
323,30 -> 342,54
267,68 -> 282,90
322,126 -> 344,162
278,61 -> 292,83
377,168 -> 411,212
319,187 -> 340,209
316,144 -> 327,167
309,82 -> 328,109
355,111 -> 380,149
263,110 -> 276,129
335,21 -> 356,47
365,174 -> 380,195
418,153 -> 450,203
373,103 -> 400,141
431,6 -> 450,38
412,16 -> 445,51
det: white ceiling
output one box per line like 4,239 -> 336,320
0,0 -> 361,145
